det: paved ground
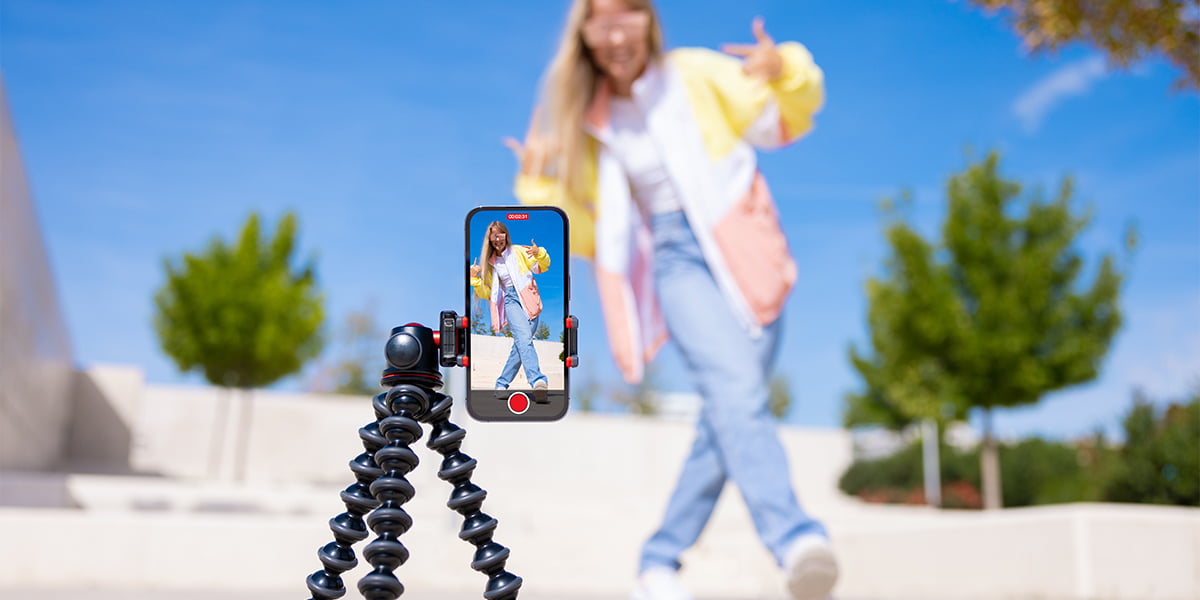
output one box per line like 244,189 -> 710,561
0,590 -> 895,600
0,593 -> 603,600
0,591 -> 861,600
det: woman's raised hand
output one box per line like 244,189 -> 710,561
720,17 -> 783,82
470,258 -> 482,278
504,134 -> 558,177
525,239 -> 539,259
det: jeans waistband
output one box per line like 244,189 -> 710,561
650,210 -> 687,231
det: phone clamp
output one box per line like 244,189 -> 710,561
304,316 -> 521,600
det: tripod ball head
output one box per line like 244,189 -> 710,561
382,324 -> 443,390
385,325 -> 427,370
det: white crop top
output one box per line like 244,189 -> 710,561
493,256 -> 514,289
607,97 -> 684,215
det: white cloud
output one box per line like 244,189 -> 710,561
1013,56 -> 1109,133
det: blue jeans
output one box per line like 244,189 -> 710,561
495,285 -> 547,389
639,211 -> 827,573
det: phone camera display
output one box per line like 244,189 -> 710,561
466,207 -> 569,421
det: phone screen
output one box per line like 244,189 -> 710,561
465,206 -> 569,421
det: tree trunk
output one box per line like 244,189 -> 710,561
981,406 -> 1002,510
232,387 -> 255,482
922,418 -> 942,507
207,386 -> 231,478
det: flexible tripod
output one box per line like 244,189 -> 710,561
305,311 -> 579,600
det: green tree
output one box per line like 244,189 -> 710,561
769,374 -> 794,420
154,211 -> 324,480
847,151 -> 1126,509
470,296 -> 493,335
328,301 -> 386,396
1104,388 -> 1200,505
966,0 -> 1200,90
534,321 -> 551,341
838,434 -> 1110,508
614,365 -> 660,416
572,370 -> 601,413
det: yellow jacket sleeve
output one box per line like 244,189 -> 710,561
512,139 -> 599,260
672,42 -> 824,149
470,273 -> 489,300
768,42 -> 825,143
514,244 -> 551,274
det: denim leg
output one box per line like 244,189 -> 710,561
495,287 -> 546,388
495,338 -> 521,389
638,212 -> 826,572
639,408 -> 725,572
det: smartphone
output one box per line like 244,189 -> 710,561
464,206 -> 569,421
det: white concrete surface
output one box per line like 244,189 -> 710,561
1,373 -> 1197,599
0,82 -> 76,471
470,333 -> 564,390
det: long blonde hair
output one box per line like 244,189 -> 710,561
540,0 -> 665,201
478,221 -> 510,288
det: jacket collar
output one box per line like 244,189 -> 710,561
584,57 -> 668,141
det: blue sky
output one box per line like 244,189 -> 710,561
3,0 -> 1197,439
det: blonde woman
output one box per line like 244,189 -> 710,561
470,221 -> 552,400
507,1 -> 836,599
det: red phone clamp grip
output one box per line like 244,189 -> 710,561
564,315 -> 579,368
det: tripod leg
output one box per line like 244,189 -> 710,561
424,391 -> 523,600
305,395 -> 388,600
357,385 -> 427,600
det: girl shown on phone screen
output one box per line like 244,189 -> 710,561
471,220 -> 552,402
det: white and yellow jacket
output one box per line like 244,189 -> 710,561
471,244 -> 551,332
516,43 -> 824,383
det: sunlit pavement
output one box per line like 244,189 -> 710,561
0,591 -> 898,600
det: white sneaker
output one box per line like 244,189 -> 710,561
494,385 -> 508,400
783,534 -> 839,600
630,566 -> 692,600
533,379 -> 549,403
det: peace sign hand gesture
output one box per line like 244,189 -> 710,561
504,135 -> 559,178
720,17 -> 784,82
525,239 -> 539,259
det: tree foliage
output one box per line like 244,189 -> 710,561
329,302 -> 386,396
471,296 -> 493,335
839,387 -> 1199,508
847,151 -> 1126,507
838,434 -> 1114,508
1104,389 -> 1200,505
154,212 -> 325,387
966,0 -> 1200,90
769,375 -> 794,420
613,365 -> 660,416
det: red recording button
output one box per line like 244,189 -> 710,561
507,392 -> 530,415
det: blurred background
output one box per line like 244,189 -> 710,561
1,1 -> 1197,599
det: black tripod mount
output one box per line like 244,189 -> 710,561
304,311 -> 529,600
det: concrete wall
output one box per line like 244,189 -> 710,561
833,503 -> 1200,600
1,502 -> 1196,599
1,372 -> 1197,598
0,79 -> 76,470
65,365 -> 146,472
